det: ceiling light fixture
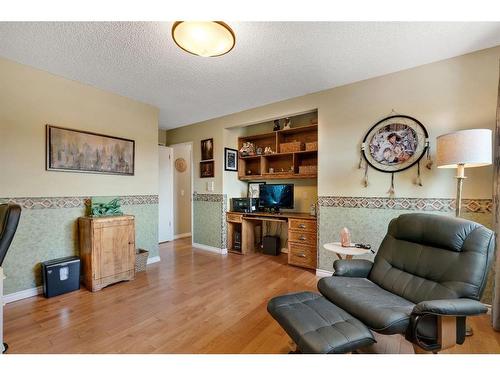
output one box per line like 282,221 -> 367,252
171,21 -> 235,57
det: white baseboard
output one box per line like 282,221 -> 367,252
192,242 -> 228,255
5,258 -> 161,304
4,286 -> 43,304
147,256 -> 161,265
316,269 -> 334,278
174,232 -> 192,240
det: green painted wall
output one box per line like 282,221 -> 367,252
1,200 -> 158,295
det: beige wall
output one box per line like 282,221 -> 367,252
172,143 -> 192,235
158,129 -> 167,146
167,46 -> 500,201
0,57 -> 159,198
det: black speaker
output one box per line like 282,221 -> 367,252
263,235 -> 281,256
234,230 -> 242,251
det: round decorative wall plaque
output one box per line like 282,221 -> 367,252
175,158 -> 187,172
361,115 -> 429,173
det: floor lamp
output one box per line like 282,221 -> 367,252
436,129 -> 492,217
436,129 -> 492,337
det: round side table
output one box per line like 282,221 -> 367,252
323,242 -> 371,260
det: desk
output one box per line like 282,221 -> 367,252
226,211 -> 317,269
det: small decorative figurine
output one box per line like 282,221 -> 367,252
269,167 -> 274,174
256,147 -> 263,155
340,227 -> 351,247
283,118 -> 291,130
264,146 -> 273,154
273,119 -> 281,131
239,141 -> 256,157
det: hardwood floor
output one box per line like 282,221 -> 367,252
4,237 -> 500,354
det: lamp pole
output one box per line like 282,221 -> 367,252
455,163 -> 466,217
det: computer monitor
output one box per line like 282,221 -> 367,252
259,184 -> 294,211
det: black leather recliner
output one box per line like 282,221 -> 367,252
0,203 -> 22,353
269,213 -> 495,353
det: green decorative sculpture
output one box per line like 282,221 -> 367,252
90,198 -> 123,217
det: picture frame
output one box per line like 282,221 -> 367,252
247,181 -> 266,198
201,138 -> 214,161
224,147 -> 238,172
46,124 -> 135,175
200,160 -> 215,178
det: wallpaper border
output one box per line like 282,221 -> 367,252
317,196 -> 492,213
0,195 -> 159,209
193,193 -> 226,202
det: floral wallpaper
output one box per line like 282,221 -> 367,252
0,196 -> 158,295
192,194 -> 227,249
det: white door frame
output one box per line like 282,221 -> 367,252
170,142 -> 194,242
159,145 -> 174,242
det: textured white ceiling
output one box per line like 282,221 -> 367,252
1,22 -> 500,129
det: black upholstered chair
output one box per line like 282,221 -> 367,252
0,203 -> 22,353
268,213 -> 495,353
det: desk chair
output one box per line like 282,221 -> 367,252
0,203 -> 22,353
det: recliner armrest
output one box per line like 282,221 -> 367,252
412,298 -> 487,317
333,259 -> 373,278
407,298 -> 487,352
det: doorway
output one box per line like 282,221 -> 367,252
171,142 -> 193,240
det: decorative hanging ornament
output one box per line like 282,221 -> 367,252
360,114 -> 430,195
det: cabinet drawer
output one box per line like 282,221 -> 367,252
227,213 -> 243,223
289,231 -> 317,245
289,219 -> 316,232
288,243 -> 317,269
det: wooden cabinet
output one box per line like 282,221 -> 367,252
78,215 -> 136,292
288,217 -> 317,269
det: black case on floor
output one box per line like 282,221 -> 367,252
263,236 -> 281,256
41,256 -> 81,298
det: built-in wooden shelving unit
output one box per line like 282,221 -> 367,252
238,124 -> 318,181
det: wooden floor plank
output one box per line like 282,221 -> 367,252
3,237 -> 500,354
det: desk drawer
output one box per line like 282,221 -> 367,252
288,243 -> 317,269
289,219 -> 316,233
227,213 -> 243,223
289,231 -> 317,245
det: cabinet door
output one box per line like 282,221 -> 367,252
97,220 -> 135,279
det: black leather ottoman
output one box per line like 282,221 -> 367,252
267,291 -> 375,354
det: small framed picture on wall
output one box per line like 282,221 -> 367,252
200,160 -> 215,178
201,138 -> 214,161
248,181 -> 266,198
224,148 -> 238,172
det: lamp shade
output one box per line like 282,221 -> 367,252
436,129 -> 492,169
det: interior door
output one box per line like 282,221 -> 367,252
159,146 -> 174,242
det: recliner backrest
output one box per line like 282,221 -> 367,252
369,213 -> 494,304
0,203 -> 22,266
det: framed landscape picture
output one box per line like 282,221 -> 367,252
46,125 -> 135,175
201,138 -> 214,161
224,147 -> 238,171
200,160 -> 215,178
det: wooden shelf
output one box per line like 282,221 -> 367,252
238,123 -> 318,181
238,173 -> 317,181
277,124 -> 318,135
